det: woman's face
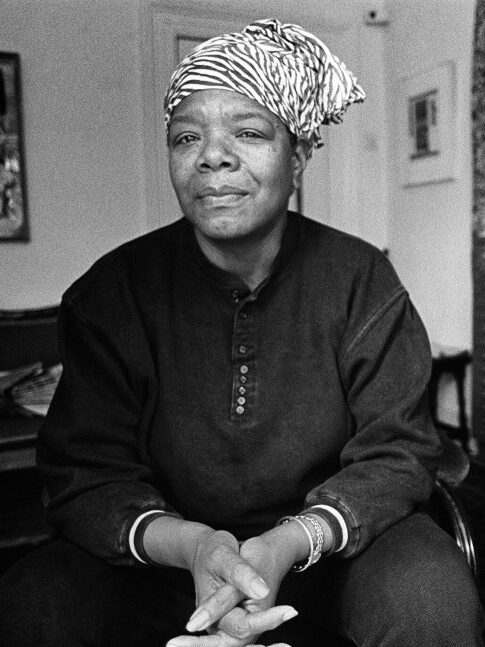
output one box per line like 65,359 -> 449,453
168,89 -> 307,245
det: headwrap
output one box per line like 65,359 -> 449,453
164,18 -> 365,151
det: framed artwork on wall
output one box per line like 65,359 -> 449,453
0,52 -> 29,241
398,62 -> 456,187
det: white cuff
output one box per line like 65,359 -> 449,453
310,504 -> 349,552
128,510 -> 166,564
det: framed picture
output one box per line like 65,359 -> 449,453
399,62 -> 456,187
0,52 -> 29,241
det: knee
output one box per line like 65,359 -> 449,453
341,513 -> 484,646
0,540 -> 102,645
0,543 -> 71,635
373,523 -> 483,644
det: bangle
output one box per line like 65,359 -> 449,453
276,515 -> 315,572
298,513 -> 325,563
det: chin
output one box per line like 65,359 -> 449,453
193,213 -> 254,240
202,225 -> 253,241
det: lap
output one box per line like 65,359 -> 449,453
0,539 -> 196,646
0,513 -> 482,647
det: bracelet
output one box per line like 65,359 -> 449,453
277,515 -> 316,572
298,513 -> 324,562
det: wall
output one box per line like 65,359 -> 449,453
0,0 -> 147,308
385,0 -> 475,425
385,0 -> 475,347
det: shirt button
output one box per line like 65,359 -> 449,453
237,396 -> 246,405
239,345 -> 247,354
240,375 -> 247,384
236,405 -> 245,415
238,386 -> 246,394
240,365 -> 248,374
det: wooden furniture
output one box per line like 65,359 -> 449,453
429,344 -> 477,455
0,307 -> 59,571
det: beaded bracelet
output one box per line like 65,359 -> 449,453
298,513 -> 324,560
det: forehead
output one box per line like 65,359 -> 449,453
170,89 -> 284,128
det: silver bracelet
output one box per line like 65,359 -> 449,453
276,515 -> 315,572
298,513 -> 325,564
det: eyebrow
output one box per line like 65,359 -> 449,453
170,110 -> 275,127
230,111 -> 274,123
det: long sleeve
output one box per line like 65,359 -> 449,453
37,298 -> 178,565
305,285 -> 441,557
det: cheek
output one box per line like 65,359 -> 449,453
266,156 -> 295,193
169,157 -> 189,197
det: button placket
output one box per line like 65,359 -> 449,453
231,297 -> 255,422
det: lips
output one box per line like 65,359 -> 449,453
197,185 -> 249,208
197,185 -> 248,198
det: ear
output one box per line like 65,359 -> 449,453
291,139 -> 310,190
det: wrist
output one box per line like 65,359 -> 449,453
142,515 -> 213,570
274,511 -> 336,573
259,522 -> 310,573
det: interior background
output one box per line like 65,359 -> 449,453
0,0 -> 475,432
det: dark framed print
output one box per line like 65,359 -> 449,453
0,52 -> 29,241
398,62 -> 457,187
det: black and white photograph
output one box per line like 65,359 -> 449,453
0,2 -> 484,646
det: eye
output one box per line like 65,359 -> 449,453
238,130 -> 264,140
173,133 -> 199,146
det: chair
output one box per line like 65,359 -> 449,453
433,429 -> 479,580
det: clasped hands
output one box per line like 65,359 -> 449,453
166,526 -> 302,647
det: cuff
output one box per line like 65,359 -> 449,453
305,504 -> 349,552
128,510 -> 167,565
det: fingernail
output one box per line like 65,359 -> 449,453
282,606 -> 298,621
249,576 -> 270,599
186,607 -> 211,632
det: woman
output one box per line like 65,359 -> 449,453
0,18 -> 482,647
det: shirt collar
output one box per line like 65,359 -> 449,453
185,211 -> 301,292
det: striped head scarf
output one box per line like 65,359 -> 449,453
164,18 -> 365,151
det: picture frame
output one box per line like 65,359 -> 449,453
399,62 -> 456,187
0,52 -> 29,241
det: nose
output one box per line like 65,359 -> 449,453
196,133 -> 240,172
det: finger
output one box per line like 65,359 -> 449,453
218,605 -> 298,639
209,543 -> 269,600
166,634 -> 226,647
245,605 -> 298,635
187,584 -> 243,632
216,607 -> 250,639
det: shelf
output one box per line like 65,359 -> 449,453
0,446 -> 36,471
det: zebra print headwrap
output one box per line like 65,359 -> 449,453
164,18 -> 365,150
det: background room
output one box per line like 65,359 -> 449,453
0,0 -> 484,599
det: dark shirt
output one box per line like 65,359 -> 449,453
37,213 -> 441,564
